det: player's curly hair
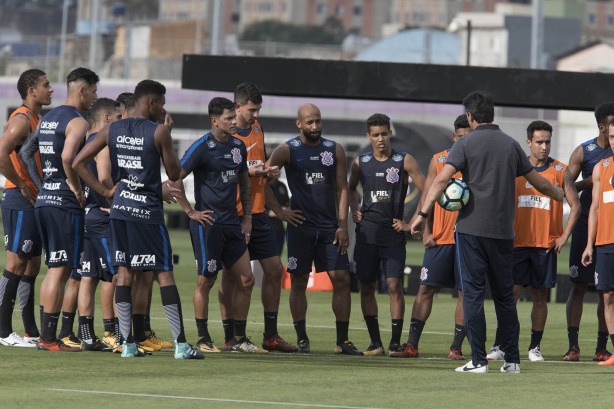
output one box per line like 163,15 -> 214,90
366,113 -> 390,132
594,102 -> 614,126
526,120 -> 552,140
134,80 -> 166,101
17,68 -> 46,100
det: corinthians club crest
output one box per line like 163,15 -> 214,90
320,151 -> 333,166
386,167 -> 399,183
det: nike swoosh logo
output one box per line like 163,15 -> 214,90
246,142 -> 258,152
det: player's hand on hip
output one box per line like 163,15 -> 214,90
188,209 -> 215,226
333,226 -> 349,255
18,184 -> 36,205
549,236 -> 568,254
265,165 -> 280,179
352,210 -> 363,223
422,232 -> 436,248
162,180 -> 180,203
277,208 -> 304,227
392,218 -> 408,232
581,247 -> 593,267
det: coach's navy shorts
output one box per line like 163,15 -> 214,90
80,236 -> 115,282
420,244 -> 460,289
242,212 -> 278,261
595,246 -> 614,291
512,247 -> 557,289
35,207 -> 83,270
286,225 -> 349,275
189,221 -> 247,276
2,206 -> 42,258
110,219 -> 173,272
353,242 -> 405,282
569,215 -> 595,284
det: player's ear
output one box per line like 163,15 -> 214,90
295,119 -> 301,129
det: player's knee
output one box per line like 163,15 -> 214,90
290,274 -> 309,291
240,273 -> 255,290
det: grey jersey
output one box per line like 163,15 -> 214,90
446,124 -> 533,240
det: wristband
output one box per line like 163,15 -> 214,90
417,210 -> 428,218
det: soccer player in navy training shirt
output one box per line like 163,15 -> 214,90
73,79 -> 203,359
267,103 -> 362,355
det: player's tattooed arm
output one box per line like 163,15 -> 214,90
239,171 -> 252,242
334,143 -> 349,254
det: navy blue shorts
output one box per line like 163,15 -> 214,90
35,207 -> 83,270
109,219 -> 173,272
2,206 -> 42,258
84,206 -> 110,238
512,247 -> 557,289
189,221 -> 247,276
286,225 -> 349,275
80,236 -> 115,282
242,212 -> 278,261
569,215 -> 595,284
353,242 -> 404,281
595,248 -> 614,291
421,244 -> 460,289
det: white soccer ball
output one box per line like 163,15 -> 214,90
437,178 -> 470,211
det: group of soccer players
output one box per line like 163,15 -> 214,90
2,67 -> 614,367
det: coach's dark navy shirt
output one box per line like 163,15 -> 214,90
356,150 -> 407,246
285,136 -> 338,230
180,132 -> 247,226
35,105 -> 83,213
109,118 -> 164,225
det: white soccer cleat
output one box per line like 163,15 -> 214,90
455,360 -> 488,373
0,332 -> 36,347
23,334 -> 39,346
528,346 -> 544,362
486,345 -> 505,360
500,361 -> 520,373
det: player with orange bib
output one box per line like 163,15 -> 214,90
392,114 -> 470,359
0,69 -> 52,347
487,120 -> 580,362
582,121 -> 614,366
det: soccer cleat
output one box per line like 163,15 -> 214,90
528,346 -> 544,362
121,342 -> 145,358
232,337 -> 269,353
113,343 -> 151,355
224,338 -> 238,351
37,338 -> 81,352
297,339 -> 311,353
23,333 -> 39,346
0,332 -> 36,347
145,331 -> 173,349
388,343 -> 402,354
597,354 -> 614,366
500,361 -> 520,373
102,331 -> 116,348
81,337 -> 113,352
455,360 -> 488,373
138,338 -> 162,352
593,349 -> 612,362
448,347 -> 465,360
389,342 -> 419,358
486,345 -> 505,360
363,342 -> 385,357
563,346 -> 580,362
175,341 -> 205,359
60,334 -> 82,349
334,340 -> 363,356
196,337 -> 221,353
262,334 -> 298,353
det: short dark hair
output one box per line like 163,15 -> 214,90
133,80 -> 166,101
594,102 -> 614,126
462,90 -> 494,124
17,68 -> 46,100
234,82 -> 262,105
453,114 -> 470,130
366,113 -> 391,132
66,67 -> 99,86
116,92 -> 134,106
526,120 -> 553,140
208,97 -> 235,117
88,98 -> 119,122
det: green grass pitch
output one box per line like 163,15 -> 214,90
0,229 -> 608,409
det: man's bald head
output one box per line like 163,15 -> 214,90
296,103 -> 322,143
